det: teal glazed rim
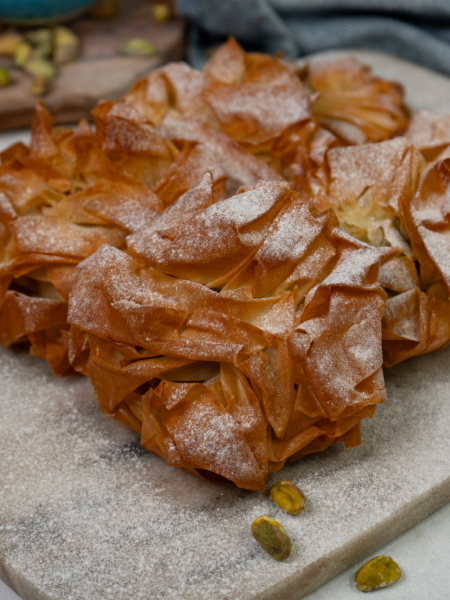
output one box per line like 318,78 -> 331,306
0,0 -> 95,24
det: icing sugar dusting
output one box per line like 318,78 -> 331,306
327,137 -> 409,208
171,397 -> 261,485
406,110 -> 450,149
159,114 -> 284,187
127,181 -> 289,273
206,81 -> 311,140
13,216 -> 120,258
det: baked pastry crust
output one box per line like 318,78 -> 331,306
67,179 -> 386,490
0,102 -> 228,374
1,40 -> 450,488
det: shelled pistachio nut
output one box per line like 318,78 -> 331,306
152,4 -> 170,23
54,26 -> 80,64
0,68 -> 10,87
251,515 -> 292,561
25,28 -> 53,57
354,555 -> 402,592
122,38 -> 156,56
24,59 -> 56,80
270,481 -> 306,515
14,40 -> 32,67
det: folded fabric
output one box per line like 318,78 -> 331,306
176,0 -> 450,76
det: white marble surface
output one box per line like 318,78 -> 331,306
0,582 -> 20,600
2,495 -> 450,600
2,51 -> 450,600
307,501 -> 450,600
2,332 -> 450,599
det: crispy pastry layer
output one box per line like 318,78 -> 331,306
2,39 -> 450,489
66,179 -> 386,490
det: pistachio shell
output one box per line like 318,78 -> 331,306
0,33 -> 22,57
354,555 -> 402,592
0,68 -> 10,87
251,515 -> 291,561
152,4 -> 170,23
122,39 -> 156,56
53,26 -> 80,64
270,480 -> 306,515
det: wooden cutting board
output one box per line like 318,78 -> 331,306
0,0 -> 184,131
1,51 -> 450,600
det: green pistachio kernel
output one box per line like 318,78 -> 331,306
25,28 -> 52,47
152,4 -> 170,23
14,40 -> 32,67
0,68 -> 10,87
122,38 -> 156,56
270,480 -> 306,515
53,26 -> 80,64
251,515 -> 291,561
354,555 -> 402,592
25,28 -> 53,59
24,59 -> 56,80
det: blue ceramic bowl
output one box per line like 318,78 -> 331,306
0,0 -> 95,24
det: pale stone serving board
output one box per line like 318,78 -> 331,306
1,52 -> 450,600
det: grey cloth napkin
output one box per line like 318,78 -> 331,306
176,0 -> 450,74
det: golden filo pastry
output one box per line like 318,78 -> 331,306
124,38 -> 408,187
66,178 -> 387,490
303,56 -> 409,145
0,64 -> 294,373
123,42 -> 289,190
405,110 -> 450,162
304,136 -> 450,366
0,42 -> 410,377
2,39 -> 450,492
0,101 -> 230,374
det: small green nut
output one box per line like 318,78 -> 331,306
14,40 -> 32,67
24,28 -> 52,48
29,46 -> 51,61
0,32 -> 23,56
251,515 -> 291,561
122,38 -> 156,56
53,26 -> 80,64
152,4 -> 170,23
354,555 -> 402,592
25,28 -> 53,59
270,480 -> 306,515
0,68 -> 10,87
25,59 -> 56,80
